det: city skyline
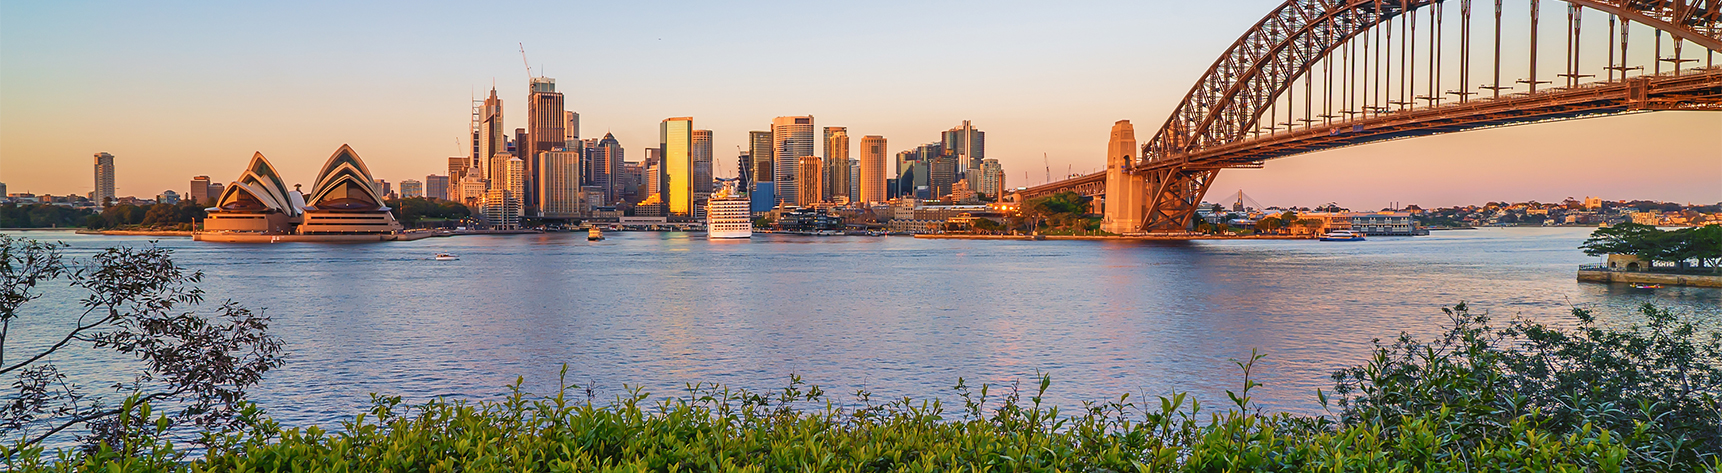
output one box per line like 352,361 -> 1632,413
2,0 -> 1718,209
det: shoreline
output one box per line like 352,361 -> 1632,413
917,234 -> 1313,241
1577,269 -> 1722,288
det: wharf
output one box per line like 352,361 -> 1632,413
916,234 -> 1312,241
76,229 -> 195,237
1577,269 -> 1722,288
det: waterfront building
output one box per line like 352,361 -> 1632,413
707,181 -> 752,239
480,88 -> 505,181
950,179 -> 976,203
772,116 -> 813,205
941,120 -> 985,171
300,146 -> 404,234
661,117 -> 694,216
202,146 -> 403,235
978,158 -> 1005,199
156,190 -> 180,204
540,150 -> 582,218
483,189 -> 521,229
590,133 -> 624,203
400,179 -> 424,199
203,152 -> 300,234
488,151 -> 515,195
797,156 -> 823,206
751,182 -> 776,214
93,152 -> 115,206
860,135 -> 886,204
929,155 -> 956,199
692,129 -> 713,195
823,127 -> 849,203
525,78 -> 565,216
748,130 -> 773,192
190,175 -> 213,205
425,175 -> 449,200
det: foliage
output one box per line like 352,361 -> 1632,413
1581,223 -> 1722,270
84,202 -> 206,230
1021,192 -> 1096,234
386,197 -> 471,226
0,236 -> 285,456
18,302 -> 1720,471
1332,302 -> 1721,469
0,205 -> 95,229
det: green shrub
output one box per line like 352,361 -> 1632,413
11,304 -> 1720,471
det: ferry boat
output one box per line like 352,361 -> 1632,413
587,227 -> 604,241
433,253 -> 459,261
1320,230 -> 1365,241
706,182 -> 753,239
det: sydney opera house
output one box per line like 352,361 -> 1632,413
196,145 -> 404,241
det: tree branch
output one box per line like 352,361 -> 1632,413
0,310 -> 114,376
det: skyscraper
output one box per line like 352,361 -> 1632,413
849,159 -> 860,202
929,155 -> 956,199
526,77 -> 565,216
737,151 -> 752,194
480,87 -> 505,179
941,120 -> 985,171
590,133 -> 624,204
692,129 -> 713,195
93,152 -> 115,205
660,117 -> 694,216
190,175 -> 213,205
796,156 -> 822,207
823,127 -> 849,203
425,175 -> 450,200
539,150 -> 582,218
748,130 -> 773,192
860,135 -> 886,204
772,116 -> 813,205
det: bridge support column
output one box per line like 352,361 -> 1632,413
1101,120 -> 1146,234
1140,167 -> 1219,233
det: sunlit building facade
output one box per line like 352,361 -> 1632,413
748,130 -> 773,193
860,135 -> 886,204
540,150 -> 582,218
772,116 -> 813,205
823,127 -> 849,203
660,117 -> 694,216
797,156 -> 822,207
525,77 -> 565,216
93,152 -> 115,205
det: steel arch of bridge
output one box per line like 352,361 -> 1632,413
1145,0 -> 1720,162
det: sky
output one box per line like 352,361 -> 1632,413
2,0 -> 1718,209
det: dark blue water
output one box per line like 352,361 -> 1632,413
7,228 -> 1719,447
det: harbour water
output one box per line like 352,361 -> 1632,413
10,228 -> 1720,440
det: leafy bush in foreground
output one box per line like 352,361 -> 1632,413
9,303 -> 1720,472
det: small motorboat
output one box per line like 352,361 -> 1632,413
433,253 -> 459,261
1630,283 -> 1663,290
1320,230 -> 1366,241
588,227 -> 605,241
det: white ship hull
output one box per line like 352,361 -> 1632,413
708,228 -> 752,239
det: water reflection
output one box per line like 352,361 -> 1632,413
10,228 -> 1717,435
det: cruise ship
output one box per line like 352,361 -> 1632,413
706,181 -> 752,239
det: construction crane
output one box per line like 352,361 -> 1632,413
1043,153 -> 1051,185
454,137 -> 463,157
518,43 -> 533,80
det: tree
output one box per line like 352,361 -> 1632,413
0,236 -> 284,453
1254,216 -> 1284,234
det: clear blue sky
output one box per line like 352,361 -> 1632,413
3,0 -> 1718,208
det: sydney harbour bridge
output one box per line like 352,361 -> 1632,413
1012,0 -> 1721,234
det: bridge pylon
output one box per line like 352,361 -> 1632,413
1101,120 -> 1146,234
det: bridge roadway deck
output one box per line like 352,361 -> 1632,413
1014,69 -> 1721,200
